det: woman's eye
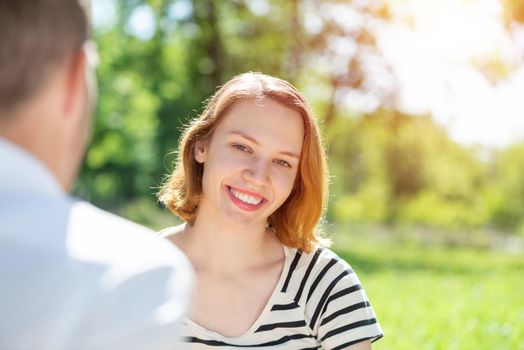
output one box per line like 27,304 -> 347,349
275,159 -> 291,168
232,144 -> 251,153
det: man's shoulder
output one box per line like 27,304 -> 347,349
68,201 -> 153,236
0,200 -> 193,349
67,201 -> 191,276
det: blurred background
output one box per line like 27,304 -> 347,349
79,0 -> 524,348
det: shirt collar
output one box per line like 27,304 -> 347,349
0,137 -> 65,198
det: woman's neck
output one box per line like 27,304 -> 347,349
180,213 -> 279,276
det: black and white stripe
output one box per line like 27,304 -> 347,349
183,246 -> 383,349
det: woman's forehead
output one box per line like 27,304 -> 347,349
215,99 -> 304,144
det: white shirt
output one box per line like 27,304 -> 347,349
0,138 -> 193,350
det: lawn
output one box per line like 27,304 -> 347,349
332,227 -> 524,350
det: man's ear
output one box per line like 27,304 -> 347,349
195,139 -> 208,163
63,49 -> 87,118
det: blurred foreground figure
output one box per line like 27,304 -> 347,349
0,1 -> 192,349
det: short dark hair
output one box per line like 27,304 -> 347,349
0,0 -> 90,115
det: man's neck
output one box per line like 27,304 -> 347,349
0,110 -> 68,192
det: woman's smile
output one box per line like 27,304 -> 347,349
226,185 -> 266,211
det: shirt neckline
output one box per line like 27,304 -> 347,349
185,243 -> 291,340
0,137 -> 64,198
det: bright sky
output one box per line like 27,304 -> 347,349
376,0 -> 524,148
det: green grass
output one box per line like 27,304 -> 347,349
332,228 -> 524,350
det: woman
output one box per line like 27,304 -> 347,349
158,72 -> 383,349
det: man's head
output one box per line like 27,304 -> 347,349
0,0 -> 96,191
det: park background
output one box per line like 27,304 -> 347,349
79,0 -> 524,349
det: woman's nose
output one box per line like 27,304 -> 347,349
243,158 -> 270,184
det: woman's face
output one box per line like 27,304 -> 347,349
195,97 -> 305,228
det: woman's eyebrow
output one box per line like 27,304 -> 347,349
229,130 -> 259,145
229,130 -> 300,159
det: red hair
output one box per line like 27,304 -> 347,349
158,72 -> 329,252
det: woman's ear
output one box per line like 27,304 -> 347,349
194,139 -> 208,163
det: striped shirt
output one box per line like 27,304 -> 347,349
183,245 -> 383,349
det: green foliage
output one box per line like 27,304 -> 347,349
76,0 -> 524,237
488,144 -> 524,232
76,26 -> 162,205
324,110 -> 496,231
398,191 -> 488,230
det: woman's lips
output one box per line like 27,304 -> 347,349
226,185 -> 266,211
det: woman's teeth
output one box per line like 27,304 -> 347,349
230,188 -> 263,205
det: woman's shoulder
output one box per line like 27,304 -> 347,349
285,245 -> 353,275
280,245 -> 360,307
285,246 -> 383,347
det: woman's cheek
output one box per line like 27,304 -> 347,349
273,169 -> 297,195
